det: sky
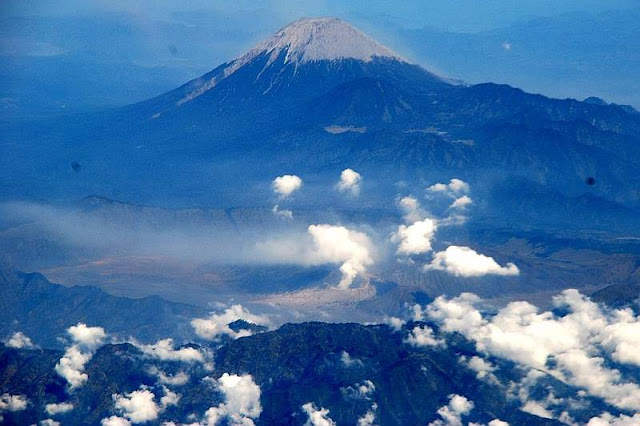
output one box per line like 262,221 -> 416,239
4,0 -> 639,31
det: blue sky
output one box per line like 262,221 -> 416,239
5,0 -> 638,31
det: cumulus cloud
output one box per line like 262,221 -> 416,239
357,404 -> 377,426
459,356 -> 497,382
428,394 -> 474,426
0,393 -> 28,412
55,323 -> 106,390
45,402 -> 74,415
342,380 -> 375,400
101,416 -> 132,426
425,290 -> 640,411
136,338 -> 205,363
336,168 -> 362,196
302,402 -> 336,426
425,246 -> 519,277
67,323 -> 106,348
5,331 -> 34,349
450,195 -> 472,210
55,346 -> 92,389
114,389 -> 160,423
191,304 -> 270,341
272,175 -> 303,198
427,179 -> 470,197
202,373 -> 262,426
405,325 -> 444,347
160,387 -> 180,409
39,420 -> 61,426
149,367 -> 190,386
382,316 -> 405,331
588,412 -> 640,425
392,218 -> 437,255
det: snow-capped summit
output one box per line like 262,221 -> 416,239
176,18 -> 409,105
239,17 -> 407,65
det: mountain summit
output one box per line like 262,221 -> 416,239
175,17 -> 420,106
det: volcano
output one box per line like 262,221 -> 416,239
1,17 -> 639,233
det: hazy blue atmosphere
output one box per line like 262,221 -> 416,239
2,0 -> 639,117
2,2 -> 640,425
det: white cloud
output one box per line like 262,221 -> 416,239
521,400 -> 554,419
343,380 -> 375,400
101,416 -> 132,426
302,402 -> 336,426
450,195 -> 472,210
55,345 -> 93,389
357,404 -> 377,426
39,420 -> 61,426
426,246 -> 519,277
149,367 -> 190,386
405,325 -> 444,347
587,412 -> 640,425
191,304 -> 270,341
136,338 -> 205,363
0,393 -> 28,412
160,387 -> 180,408
114,389 -> 160,423
5,331 -> 34,349
459,356 -> 496,381
392,218 -> 437,255
45,402 -> 74,415
272,175 -> 302,198
336,168 -> 362,196
382,316 -> 405,331
428,394 -> 474,426
426,290 -> 640,411
54,323 -> 107,389
427,179 -> 470,197
203,373 -> 262,426
67,323 -> 106,349
488,420 -> 509,426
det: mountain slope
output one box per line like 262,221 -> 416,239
0,269 -> 207,348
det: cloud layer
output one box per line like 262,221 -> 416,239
423,290 -> 640,411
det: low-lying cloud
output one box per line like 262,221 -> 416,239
191,304 -> 270,340
426,246 -> 519,277
55,323 -> 106,390
272,174 -> 303,198
423,290 -> 640,411
203,373 -> 262,426
336,168 -> 362,196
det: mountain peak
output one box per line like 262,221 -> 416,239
238,17 -> 407,66
175,17 -> 410,106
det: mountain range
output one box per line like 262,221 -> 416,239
1,16 -> 640,426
